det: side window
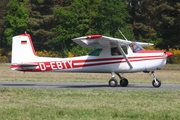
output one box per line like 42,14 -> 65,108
122,46 -> 128,54
88,48 -> 102,56
111,46 -> 127,56
111,47 -> 120,56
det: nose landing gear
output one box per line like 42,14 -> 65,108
151,71 -> 161,88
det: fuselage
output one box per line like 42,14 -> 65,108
11,50 -> 170,73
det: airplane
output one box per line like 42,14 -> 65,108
11,32 -> 173,88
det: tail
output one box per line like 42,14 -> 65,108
11,33 -> 37,64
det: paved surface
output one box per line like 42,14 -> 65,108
0,82 -> 180,90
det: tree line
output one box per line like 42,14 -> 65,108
0,0 -> 180,58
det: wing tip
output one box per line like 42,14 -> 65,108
86,34 -> 102,39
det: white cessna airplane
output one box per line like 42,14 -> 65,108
11,32 -> 173,88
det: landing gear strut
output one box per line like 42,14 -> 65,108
108,72 -> 129,87
108,72 -> 118,87
151,71 -> 161,88
116,72 -> 128,87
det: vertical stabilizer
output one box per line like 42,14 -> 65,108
11,33 -> 37,64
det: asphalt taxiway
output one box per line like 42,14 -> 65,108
0,82 -> 179,90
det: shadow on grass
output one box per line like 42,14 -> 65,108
0,82 -> 157,90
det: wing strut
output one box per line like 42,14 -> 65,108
118,29 -> 128,41
117,43 -> 133,69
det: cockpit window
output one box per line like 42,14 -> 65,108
111,47 -> 121,56
111,46 -> 127,56
88,48 -> 102,56
130,42 -> 144,53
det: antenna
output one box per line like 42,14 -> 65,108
118,28 -> 127,41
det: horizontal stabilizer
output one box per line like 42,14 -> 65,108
11,63 -> 38,71
11,63 -> 38,67
19,64 -> 38,67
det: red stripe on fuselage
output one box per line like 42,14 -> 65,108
73,55 -> 164,63
73,56 -> 165,68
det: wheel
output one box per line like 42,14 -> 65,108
108,78 -> 118,87
120,78 -> 128,87
152,78 -> 161,88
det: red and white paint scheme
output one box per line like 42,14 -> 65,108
11,32 -> 173,87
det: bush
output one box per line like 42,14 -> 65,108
168,48 -> 180,64
0,48 -> 9,63
145,46 -> 180,64
68,52 -> 75,57
0,55 -> 7,63
36,50 -> 59,57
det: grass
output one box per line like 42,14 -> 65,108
0,88 -> 180,120
0,64 -> 180,119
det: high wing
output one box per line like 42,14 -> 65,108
72,35 -> 154,69
72,35 -> 154,48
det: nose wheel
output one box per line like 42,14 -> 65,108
152,78 -> 161,88
151,71 -> 161,88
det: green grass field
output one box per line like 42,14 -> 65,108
0,88 -> 180,120
0,64 -> 180,120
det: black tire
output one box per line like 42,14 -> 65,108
152,78 -> 161,88
108,78 -> 118,87
120,78 -> 128,87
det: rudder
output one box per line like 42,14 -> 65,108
11,33 -> 37,64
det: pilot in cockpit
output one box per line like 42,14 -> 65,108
111,47 -> 120,55
129,42 -> 144,53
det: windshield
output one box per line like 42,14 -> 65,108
130,42 -> 144,53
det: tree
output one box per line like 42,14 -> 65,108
52,0 -> 130,57
0,0 -> 9,48
4,0 -> 29,45
127,0 -> 164,43
52,0 -> 100,57
92,0 -> 130,38
155,1 -> 180,49
26,0 -> 59,51
127,0 -> 180,49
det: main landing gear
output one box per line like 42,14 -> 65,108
108,72 -> 128,87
